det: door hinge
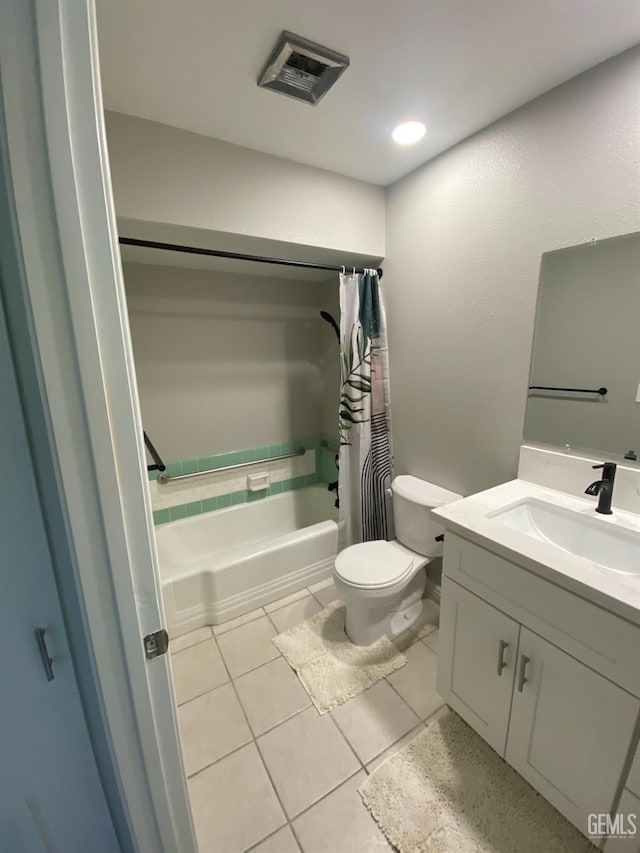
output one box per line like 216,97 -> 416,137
143,629 -> 169,660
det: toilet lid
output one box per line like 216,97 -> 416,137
335,540 -> 415,589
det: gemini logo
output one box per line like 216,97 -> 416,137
588,812 -> 637,840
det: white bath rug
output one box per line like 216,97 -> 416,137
359,710 -> 594,853
272,600 -> 406,714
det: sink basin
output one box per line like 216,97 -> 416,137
488,499 -> 640,576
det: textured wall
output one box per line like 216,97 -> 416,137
384,47 -> 640,497
125,262 -> 330,459
106,111 -> 385,257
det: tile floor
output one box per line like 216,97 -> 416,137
170,578 -> 444,852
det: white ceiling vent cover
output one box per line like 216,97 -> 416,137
258,31 -> 349,106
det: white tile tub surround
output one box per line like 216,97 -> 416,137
148,449 -> 317,511
157,486 -> 338,636
518,444 -> 640,515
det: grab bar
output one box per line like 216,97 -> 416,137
158,447 -> 306,485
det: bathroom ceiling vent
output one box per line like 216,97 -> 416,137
258,31 -> 349,106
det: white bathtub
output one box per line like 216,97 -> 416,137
156,485 -> 338,637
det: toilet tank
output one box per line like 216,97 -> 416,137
392,475 -> 462,557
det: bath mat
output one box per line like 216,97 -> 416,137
272,600 -> 406,714
359,710 -> 594,853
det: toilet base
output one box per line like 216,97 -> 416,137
342,569 -> 426,646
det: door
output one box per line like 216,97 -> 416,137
0,299 -> 120,852
437,577 -> 521,755
506,627 -> 640,834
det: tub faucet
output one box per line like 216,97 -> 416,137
585,462 -> 617,515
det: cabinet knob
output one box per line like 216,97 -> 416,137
517,654 -> 530,692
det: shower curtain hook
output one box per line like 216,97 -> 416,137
341,265 -> 345,275
352,266 -> 356,275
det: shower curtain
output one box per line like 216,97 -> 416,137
337,270 -> 393,550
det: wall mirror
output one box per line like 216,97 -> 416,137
524,231 -> 640,462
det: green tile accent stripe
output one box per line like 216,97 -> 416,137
152,509 -> 170,525
150,436 -> 324,481
151,437 -> 329,525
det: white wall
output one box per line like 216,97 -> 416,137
384,47 -> 640,497
125,262 -> 334,459
106,111 -> 385,259
318,277 -> 341,443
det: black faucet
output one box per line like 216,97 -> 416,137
584,462 -> 617,515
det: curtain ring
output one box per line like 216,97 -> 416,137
352,267 -> 356,275
341,265 -> 345,275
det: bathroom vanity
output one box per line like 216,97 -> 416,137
434,473 -> 640,848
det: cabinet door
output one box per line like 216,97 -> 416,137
506,628 -> 640,835
437,577 -> 520,755
604,789 -> 640,852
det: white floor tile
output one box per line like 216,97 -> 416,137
365,724 -> 425,774
386,641 -> 444,720
414,598 -> 440,638
212,607 -> 265,636
293,771 -> 391,852
331,680 -> 420,765
308,577 -> 334,593
170,626 -> 212,654
392,628 -> 419,652
189,743 -> 286,853
217,616 -> 280,678
423,627 -> 439,654
269,597 -> 322,633
258,706 -> 360,818
312,584 -> 340,608
250,825 -> 300,853
178,682 -> 252,776
171,639 -> 228,705
264,589 -> 310,613
235,657 -> 311,735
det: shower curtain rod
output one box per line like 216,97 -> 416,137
118,236 -> 384,279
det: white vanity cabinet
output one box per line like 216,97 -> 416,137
437,579 -> 519,755
438,532 -> 640,839
506,627 -> 638,830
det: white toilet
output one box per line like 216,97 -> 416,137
333,475 -> 461,646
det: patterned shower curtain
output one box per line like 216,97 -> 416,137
337,270 -> 393,550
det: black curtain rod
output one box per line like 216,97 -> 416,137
119,236 -> 384,279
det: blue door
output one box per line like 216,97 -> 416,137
0,296 -> 121,853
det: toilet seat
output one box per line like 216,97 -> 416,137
334,540 -> 416,590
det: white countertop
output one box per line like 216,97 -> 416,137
433,479 -> 640,627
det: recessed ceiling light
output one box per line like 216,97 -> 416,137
392,121 -> 426,146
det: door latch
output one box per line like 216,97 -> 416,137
143,629 -> 169,660
35,627 -> 55,681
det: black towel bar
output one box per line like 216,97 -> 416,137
528,385 -> 607,396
